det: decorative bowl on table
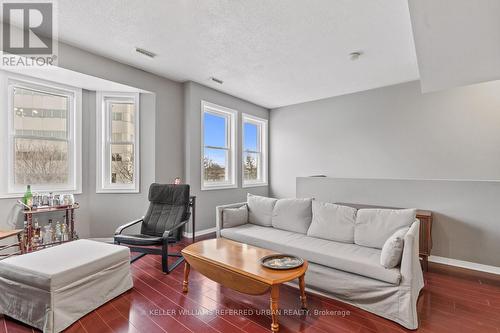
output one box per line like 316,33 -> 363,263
260,254 -> 304,270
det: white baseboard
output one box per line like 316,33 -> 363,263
183,227 -> 217,238
428,255 -> 500,276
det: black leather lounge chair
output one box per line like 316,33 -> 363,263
114,183 -> 192,273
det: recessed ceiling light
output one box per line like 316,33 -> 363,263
135,47 -> 156,58
210,77 -> 223,84
349,51 -> 363,60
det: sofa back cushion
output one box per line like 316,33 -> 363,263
354,208 -> 416,249
247,193 -> 278,227
307,201 -> 357,243
272,198 -> 313,234
222,204 -> 248,228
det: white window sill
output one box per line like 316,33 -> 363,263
0,190 -> 82,200
242,182 -> 268,188
96,188 -> 140,194
201,184 -> 238,191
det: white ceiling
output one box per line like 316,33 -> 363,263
57,0 -> 419,108
408,0 -> 500,93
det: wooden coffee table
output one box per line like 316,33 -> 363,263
181,238 -> 308,332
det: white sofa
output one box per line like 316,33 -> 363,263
216,194 -> 424,329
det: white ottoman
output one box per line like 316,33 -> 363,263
0,239 -> 133,333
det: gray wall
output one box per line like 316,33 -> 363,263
270,80 -> 500,266
58,43 -> 184,185
57,43 -> 184,237
0,43 -> 184,239
184,81 -> 269,232
271,80 -> 500,197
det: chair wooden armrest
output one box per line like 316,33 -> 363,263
114,218 -> 144,235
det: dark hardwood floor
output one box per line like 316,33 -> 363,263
2,236 -> 500,333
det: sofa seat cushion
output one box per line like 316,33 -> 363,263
0,239 -> 130,291
220,224 -> 401,285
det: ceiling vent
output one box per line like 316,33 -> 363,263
135,47 -> 156,58
210,77 -> 223,84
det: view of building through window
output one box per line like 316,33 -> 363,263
110,102 -> 135,184
13,87 -> 69,185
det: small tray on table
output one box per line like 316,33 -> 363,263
260,254 -> 304,270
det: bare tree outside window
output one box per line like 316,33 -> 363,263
243,153 -> 258,181
203,157 -> 226,182
15,139 -> 68,184
111,144 -> 134,184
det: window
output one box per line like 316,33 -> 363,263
4,76 -> 82,195
242,114 -> 268,187
96,92 -> 139,193
201,101 -> 237,190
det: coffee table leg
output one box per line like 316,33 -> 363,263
182,262 -> 190,293
270,285 -> 280,332
299,274 -> 307,309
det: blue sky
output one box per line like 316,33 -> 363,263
244,123 -> 257,151
204,113 -> 257,165
204,113 -> 226,147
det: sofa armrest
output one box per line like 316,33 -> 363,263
400,219 -> 423,286
399,219 -> 425,328
216,202 -> 247,237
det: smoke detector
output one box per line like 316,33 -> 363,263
349,51 -> 363,60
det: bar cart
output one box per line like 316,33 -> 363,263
23,203 -> 79,252
0,229 -> 24,258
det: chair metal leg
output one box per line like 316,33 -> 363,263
116,237 -> 185,274
162,242 -> 168,273
162,241 -> 185,274
165,256 -> 184,274
131,253 -> 148,263
191,196 -> 196,244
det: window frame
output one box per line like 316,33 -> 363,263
242,113 -> 268,188
3,74 -> 82,197
200,100 -> 237,191
96,91 -> 140,193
